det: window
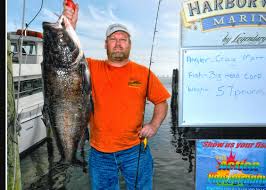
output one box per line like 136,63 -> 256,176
22,42 -> 37,56
32,79 -> 43,93
14,78 -> 43,98
11,43 -> 18,53
12,41 -> 37,56
11,43 -> 19,63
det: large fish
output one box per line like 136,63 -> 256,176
41,15 -> 91,165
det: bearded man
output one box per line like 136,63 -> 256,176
64,2 -> 170,189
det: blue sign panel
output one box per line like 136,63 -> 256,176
202,13 -> 266,31
196,140 -> 266,190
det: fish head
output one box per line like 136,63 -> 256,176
42,15 -> 83,68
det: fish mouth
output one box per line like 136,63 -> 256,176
42,15 -> 65,30
42,21 -> 62,30
42,15 -> 84,68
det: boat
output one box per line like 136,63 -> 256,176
8,30 -> 47,156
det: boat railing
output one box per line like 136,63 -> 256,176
12,52 -> 43,65
18,102 -> 43,124
15,87 -> 43,99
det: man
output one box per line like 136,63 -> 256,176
63,2 -> 170,190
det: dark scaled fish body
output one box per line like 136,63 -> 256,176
42,15 -> 91,163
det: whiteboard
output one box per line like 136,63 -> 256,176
179,47 -> 266,127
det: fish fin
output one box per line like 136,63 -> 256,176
79,127 -> 89,173
79,127 -> 89,148
80,60 -> 91,94
81,59 -> 94,114
42,103 -> 52,129
42,103 -> 66,161
71,158 -> 87,173
89,93 -> 94,114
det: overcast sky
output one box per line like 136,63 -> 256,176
7,0 -> 181,76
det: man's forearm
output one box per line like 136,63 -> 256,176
139,101 -> 168,138
150,101 -> 168,130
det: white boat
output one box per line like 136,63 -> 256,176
8,30 -> 47,155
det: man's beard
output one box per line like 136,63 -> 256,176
107,48 -> 130,62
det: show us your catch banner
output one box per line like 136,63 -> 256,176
196,140 -> 266,190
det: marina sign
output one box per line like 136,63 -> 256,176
182,0 -> 266,31
181,0 -> 266,47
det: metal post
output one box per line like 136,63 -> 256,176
16,0 -> 26,116
12,0 -> 26,189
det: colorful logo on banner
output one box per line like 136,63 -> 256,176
182,0 -> 266,31
196,140 -> 266,190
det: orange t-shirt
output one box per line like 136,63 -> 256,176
87,58 -> 170,153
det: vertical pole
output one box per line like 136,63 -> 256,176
11,0 -> 26,189
16,0 -> 26,116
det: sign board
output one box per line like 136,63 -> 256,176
196,139 -> 266,190
179,47 -> 266,127
181,0 -> 266,47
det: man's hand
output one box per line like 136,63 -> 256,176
139,123 -> 158,139
62,0 -> 79,29
139,101 -> 168,139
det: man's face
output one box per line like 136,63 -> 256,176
105,31 -> 131,62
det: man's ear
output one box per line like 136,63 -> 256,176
105,39 -> 107,49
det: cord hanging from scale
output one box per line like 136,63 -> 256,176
17,0 -> 43,42
134,0 -> 162,189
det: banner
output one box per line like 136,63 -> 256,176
180,0 -> 266,46
196,140 -> 266,190
182,0 -> 266,31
